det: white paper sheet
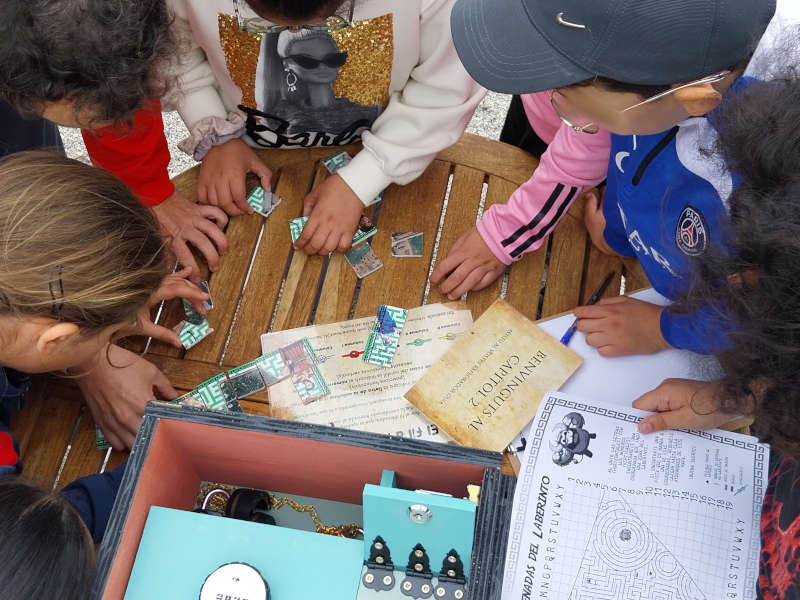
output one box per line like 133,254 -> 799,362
510,289 -> 722,453
260,303 -> 473,442
503,391 -> 769,600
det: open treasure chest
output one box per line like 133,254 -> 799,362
92,404 -> 515,599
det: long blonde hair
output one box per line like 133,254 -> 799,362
0,152 -> 169,331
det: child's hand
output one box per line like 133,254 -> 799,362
431,226 -> 505,299
198,139 -> 272,216
583,187 -> 618,256
123,268 -> 210,347
152,191 -> 229,282
295,174 -> 363,255
574,296 -> 670,357
633,379 -> 739,433
77,345 -> 177,449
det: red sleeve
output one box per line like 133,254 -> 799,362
82,100 -> 175,207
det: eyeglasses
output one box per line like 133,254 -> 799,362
233,0 -> 354,34
550,70 -> 732,135
286,52 -> 348,69
549,90 -> 599,134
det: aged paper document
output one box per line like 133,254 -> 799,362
405,299 -> 582,452
260,302 -> 473,442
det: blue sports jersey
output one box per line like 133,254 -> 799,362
602,81 -> 754,354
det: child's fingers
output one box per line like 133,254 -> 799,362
229,175 -> 253,215
197,204 -> 229,229
319,230 -> 341,255
196,217 -> 230,255
294,218 -> 316,250
206,185 -> 219,207
637,410 -> 686,434
197,180 -> 209,206
171,242 -> 202,283
185,228 -> 221,273
248,155 -> 273,190
140,321 -> 182,348
632,383 -> 678,413
217,182 -> 244,217
450,267 -> 486,299
336,232 -> 352,253
576,316 -> 608,333
431,254 -> 460,285
573,304 -> 609,319
152,368 -> 178,401
585,331 -> 613,348
475,269 -> 502,292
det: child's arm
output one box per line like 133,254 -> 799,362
167,0 -> 272,216
432,92 -> 611,297
295,0 -> 485,255
61,464 -> 125,543
83,101 -> 229,282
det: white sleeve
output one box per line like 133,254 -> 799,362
163,0 -> 228,128
337,0 -> 486,205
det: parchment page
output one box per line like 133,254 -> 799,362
503,392 -> 769,600
260,303 -> 472,442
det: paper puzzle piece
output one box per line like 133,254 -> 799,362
363,305 -> 408,367
195,280 -> 213,310
173,318 -> 213,350
570,492 -> 706,600
195,373 -> 235,411
322,150 -> 353,174
391,232 -> 424,257
181,300 -> 205,326
278,339 -> 329,403
95,427 -> 110,450
345,243 -> 383,278
290,215 -> 376,247
246,186 -> 282,218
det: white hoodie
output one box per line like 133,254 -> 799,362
165,0 -> 486,204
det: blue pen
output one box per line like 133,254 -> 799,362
560,271 -> 616,346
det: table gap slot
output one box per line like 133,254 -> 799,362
219,169 -> 284,363
421,166 -> 456,305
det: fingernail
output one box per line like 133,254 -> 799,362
639,421 -> 653,434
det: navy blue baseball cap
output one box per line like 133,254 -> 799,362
451,0 -> 776,94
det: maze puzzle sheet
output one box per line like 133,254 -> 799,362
503,392 -> 769,600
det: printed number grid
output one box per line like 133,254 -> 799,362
506,395 -> 759,600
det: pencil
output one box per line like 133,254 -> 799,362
559,271 -> 616,346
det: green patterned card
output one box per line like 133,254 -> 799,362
173,319 -> 213,350
362,305 -> 408,367
246,186 -> 282,218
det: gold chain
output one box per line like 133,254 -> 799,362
267,493 -> 361,538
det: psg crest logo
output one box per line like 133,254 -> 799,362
675,206 -> 708,256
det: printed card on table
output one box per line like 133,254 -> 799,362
391,232 -> 424,257
345,244 -> 383,278
246,186 -> 282,218
363,305 -> 408,367
405,299 -> 582,452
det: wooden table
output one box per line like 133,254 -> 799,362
11,133 -> 651,490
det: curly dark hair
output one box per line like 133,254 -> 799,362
0,0 -> 174,126
246,0 -> 350,21
672,72 -> 800,459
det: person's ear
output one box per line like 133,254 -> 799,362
35,322 -> 80,356
673,83 -> 723,117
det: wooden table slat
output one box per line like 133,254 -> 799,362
426,164 -> 486,306
221,162 -> 317,367
436,133 -> 538,186
353,160 -> 451,319
540,213 -> 589,316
